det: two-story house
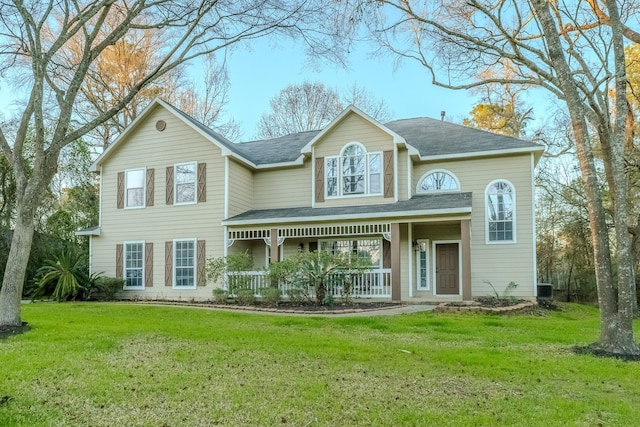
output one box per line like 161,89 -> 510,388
82,98 -> 544,302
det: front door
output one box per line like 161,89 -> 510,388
435,243 -> 459,295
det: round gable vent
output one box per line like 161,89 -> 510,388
156,120 -> 167,131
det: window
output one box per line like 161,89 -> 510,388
486,180 -> 515,243
174,239 -> 196,288
320,238 -> 381,268
416,240 -> 429,290
175,162 -> 196,204
325,143 -> 382,198
124,242 -> 144,288
125,169 -> 145,208
417,170 -> 460,193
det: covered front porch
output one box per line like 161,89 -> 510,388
225,224 -> 396,299
221,194 -> 474,302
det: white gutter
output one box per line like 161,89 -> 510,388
222,207 -> 473,226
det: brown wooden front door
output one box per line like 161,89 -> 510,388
436,243 -> 459,295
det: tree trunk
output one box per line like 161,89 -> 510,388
531,0 -> 638,355
0,206 -> 36,326
600,0 -> 639,354
316,281 -> 326,305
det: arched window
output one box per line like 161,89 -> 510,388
325,143 -> 382,197
417,170 -> 460,193
485,180 -> 515,243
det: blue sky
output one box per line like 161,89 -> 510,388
223,38 -> 479,140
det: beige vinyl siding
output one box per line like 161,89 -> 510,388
92,105 -> 226,301
413,154 -> 535,297
253,165 -> 311,209
314,113 -> 397,207
396,147 -> 408,201
228,159 -> 253,217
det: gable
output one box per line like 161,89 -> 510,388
99,105 -> 223,173
313,112 -> 395,158
90,99 -> 252,172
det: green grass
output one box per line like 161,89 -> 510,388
0,302 -> 639,426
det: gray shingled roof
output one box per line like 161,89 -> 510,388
234,130 -> 321,164
229,117 -> 541,166
223,192 -> 472,224
384,117 -> 541,157
167,102 -> 542,166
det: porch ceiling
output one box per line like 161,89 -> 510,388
223,192 -> 472,226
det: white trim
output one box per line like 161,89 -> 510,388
123,240 -> 145,290
254,156 -> 305,169
223,226 -> 229,258
98,166 -> 103,227
485,178 -> 517,244
325,144 -> 383,199
415,239 -> 430,291
224,157 -> 229,219
265,243 -> 284,266
432,240 -> 462,296
222,207 -> 472,226
407,152 -> 412,200
173,161 -> 197,205
88,237 -> 93,275
173,238 -> 197,290
416,146 -> 545,163
531,153 -> 538,296
408,225 -> 413,297
124,167 -> 146,209
75,227 -> 101,236
416,169 -> 461,194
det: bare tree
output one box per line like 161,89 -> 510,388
362,0 -> 639,355
0,0 -> 351,327
256,81 -> 392,139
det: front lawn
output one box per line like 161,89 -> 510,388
1,303 -> 638,426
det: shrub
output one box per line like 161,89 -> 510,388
213,288 -> 228,304
479,281 -> 519,307
205,251 -> 255,294
92,276 -> 124,301
260,287 -> 281,306
286,288 -> 308,305
322,293 -> 335,307
236,288 -> 256,306
32,251 -> 88,302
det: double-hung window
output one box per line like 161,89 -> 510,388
174,239 -> 196,288
486,180 -> 516,243
125,168 -> 145,208
320,238 -> 381,268
326,143 -> 382,198
175,162 -> 197,204
124,242 -> 144,289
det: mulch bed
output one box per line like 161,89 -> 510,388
133,300 -> 403,314
0,322 -> 30,339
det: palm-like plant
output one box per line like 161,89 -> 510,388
32,251 -> 88,302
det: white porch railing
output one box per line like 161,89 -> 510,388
226,269 -> 392,299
